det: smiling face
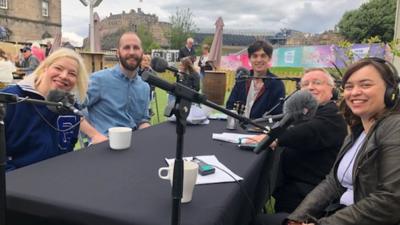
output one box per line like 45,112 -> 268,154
117,33 -> 143,71
38,57 -> 79,94
300,70 -> 333,104
343,65 -> 387,121
249,49 -> 271,75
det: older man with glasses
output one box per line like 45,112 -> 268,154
250,68 -> 348,221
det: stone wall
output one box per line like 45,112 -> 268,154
99,8 -> 170,47
0,0 -> 61,42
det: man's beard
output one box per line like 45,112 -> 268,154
119,54 -> 142,71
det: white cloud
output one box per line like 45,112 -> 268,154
62,32 -> 84,47
62,0 -> 366,39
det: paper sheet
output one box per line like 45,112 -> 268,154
212,132 -> 257,144
165,155 -> 243,184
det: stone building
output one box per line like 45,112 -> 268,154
99,8 -> 170,48
0,0 -> 61,42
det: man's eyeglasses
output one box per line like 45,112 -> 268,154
300,79 -> 326,87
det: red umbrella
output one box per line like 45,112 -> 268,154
208,17 -> 224,69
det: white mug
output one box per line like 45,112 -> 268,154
226,110 -> 238,130
158,161 -> 198,203
108,127 -> 132,150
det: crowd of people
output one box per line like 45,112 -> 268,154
1,32 -> 400,225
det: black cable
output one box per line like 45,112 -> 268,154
8,96 -> 29,104
32,103 -> 82,132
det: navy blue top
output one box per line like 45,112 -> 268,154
3,83 -> 80,171
226,70 -> 285,119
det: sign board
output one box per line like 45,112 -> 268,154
151,49 -> 179,66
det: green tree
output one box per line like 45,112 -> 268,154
137,24 -> 160,53
167,8 -> 198,49
337,0 -> 396,43
195,35 -> 213,54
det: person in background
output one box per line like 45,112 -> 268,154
1,48 -> 94,171
138,54 -> 152,76
45,41 -> 53,57
0,48 -> 16,86
178,37 -> 196,63
80,32 -> 151,136
31,42 -> 45,62
253,58 -> 400,225
15,46 -> 40,75
198,44 -> 213,79
179,56 -> 201,91
167,56 -> 201,104
138,54 -> 155,117
248,68 -> 347,216
226,40 -> 285,118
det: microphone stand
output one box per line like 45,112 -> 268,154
261,89 -> 300,119
0,92 -> 64,225
141,72 -> 268,225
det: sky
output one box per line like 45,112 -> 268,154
62,0 -> 368,46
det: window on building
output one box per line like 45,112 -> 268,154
0,0 -> 8,9
42,0 -> 49,17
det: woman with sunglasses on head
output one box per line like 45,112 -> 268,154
254,58 -> 400,225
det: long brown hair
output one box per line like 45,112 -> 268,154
180,56 -> 196,74
340,58 -> 400,128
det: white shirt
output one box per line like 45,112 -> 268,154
337,131 -> 367,206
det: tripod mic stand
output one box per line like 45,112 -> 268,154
141,71 -> 269,225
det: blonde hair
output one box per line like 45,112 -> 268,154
33,48 -> 88,102
142,54 -> 151,61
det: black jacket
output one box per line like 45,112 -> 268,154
273,101 -> 347,213
178,46 -> 195,61
226,70 -> 285,118
289,113 -> 400,225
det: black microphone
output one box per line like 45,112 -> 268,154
252,113 -> 285,123
151,57 -> 179,74
235,67 -> 250,79
46,90 -> 84,117
253,90 -> 318,154
141,71 -> 207,103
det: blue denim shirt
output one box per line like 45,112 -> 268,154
83,64 -> 150,135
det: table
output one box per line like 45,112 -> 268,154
6,121 -> 274,225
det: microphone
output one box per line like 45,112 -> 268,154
252,114 -> 284,124
235,67 -> 250,79
151,57 -> 179,74
253,90 -> 318,154
46,90 -> 84,117
141,71 -> 207,103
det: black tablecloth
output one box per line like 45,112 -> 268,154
6,121 -> 272,225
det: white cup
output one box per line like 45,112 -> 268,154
226,110 -> 238,130
108,127 -> 132,150
158,161 -> 198,203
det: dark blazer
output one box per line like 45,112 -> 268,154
178,46 -> 195,61
273,101 -> 347,213
226,70 -> 285,118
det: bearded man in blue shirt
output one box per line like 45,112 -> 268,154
81,32 -> 151,136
